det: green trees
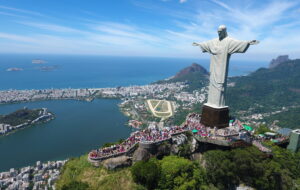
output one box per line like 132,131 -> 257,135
159,156 -> 207,190
203,147 -> 300,190
255,125 -> 272,134
131,156 -> 208,190
131,158 -> 161,190
131,146 -> 300,190
0,108 -> 42,126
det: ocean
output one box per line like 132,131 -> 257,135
0,55 -> 267,171
0,54 -> 268,90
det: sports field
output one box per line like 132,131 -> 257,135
146,99 -> 174,119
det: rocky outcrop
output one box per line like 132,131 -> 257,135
156,142 -> 171,159
102,156 -> 132,170
132,147 -> 151,162
171,134 -> 188,154
269,55 -> 290,68
172,134 -> 188,146
190,137 -> 198,153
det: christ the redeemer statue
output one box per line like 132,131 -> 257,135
193,25 -> 259,127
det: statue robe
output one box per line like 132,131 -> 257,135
198,36 -> 249,108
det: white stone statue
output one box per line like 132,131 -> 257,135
193,25 -> 259,108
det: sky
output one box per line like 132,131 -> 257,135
0,0 -> 299,60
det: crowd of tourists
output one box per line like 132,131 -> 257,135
89,124 -> 189,160
185,113 -> 239,140
89,113 -> 280,160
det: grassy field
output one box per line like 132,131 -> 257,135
149,100 -> 159,109
146,99 -> 173,119
56,155 -> 139,190
155,101 -> 169,112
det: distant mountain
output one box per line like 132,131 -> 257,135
174,63 -> 208,79
269,55 -> 290,68
155,63 -> 209,92
226,58 -> 300,128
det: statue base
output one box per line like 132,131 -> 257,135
200,104 -> 229,128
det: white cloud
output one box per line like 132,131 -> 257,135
0,5 -> 43,16
0,32 -> 38,43
179,0 -> 187,3
162,0 -> 300,60
0,1 -> 299,60
0,11 -> 28,18
18,21 -> 86,34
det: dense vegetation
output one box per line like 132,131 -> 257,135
227,59 -> 300,115
56,155 -> 140,190
203,146 -> 300,190
131,146 -> 300,190
0,108 -> 42,126
263,107 -> 300,129
131,156 -> 209,190
57,144 -> 300,190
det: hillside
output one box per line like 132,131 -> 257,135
0,108 -> 42,126
56,155 -> 139,190
56,143 -> 300,190
226,59 -> 300,122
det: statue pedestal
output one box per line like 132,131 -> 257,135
200,104 -> 229,128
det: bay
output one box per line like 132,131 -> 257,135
0,99 -> 131,171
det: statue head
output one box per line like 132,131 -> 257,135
217,25 -> 227,40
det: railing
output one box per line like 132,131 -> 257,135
89,130 -> 190,161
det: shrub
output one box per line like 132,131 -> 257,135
131,158 -> 161,190
61,181 -> 89,190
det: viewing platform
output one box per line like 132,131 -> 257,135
88,113 -> 289,163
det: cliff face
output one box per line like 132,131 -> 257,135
269,55 -> 290,68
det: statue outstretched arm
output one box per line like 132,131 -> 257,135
192,41 -> 211,53
228,38 -> 259,54
248,40 -> 259,45
192,42 -> 200,46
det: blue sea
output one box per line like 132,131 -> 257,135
0,54 -> 267,171
0,54 -> 268,90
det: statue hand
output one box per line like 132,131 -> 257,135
192,42 -> 199,46
249,40 -> 259,45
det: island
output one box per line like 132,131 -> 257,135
0,108 -> 55,136
32,59 -> 46,64
6,67 -> 23,72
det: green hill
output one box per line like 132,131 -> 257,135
0,108 -> 43,126
227,59 -> 300,113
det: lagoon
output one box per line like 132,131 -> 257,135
0,99 -> 131,171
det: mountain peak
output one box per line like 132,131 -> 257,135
269,55 -> 290,68
174,63 -> 208,79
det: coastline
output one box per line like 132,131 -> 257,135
0,108 -> 55,136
